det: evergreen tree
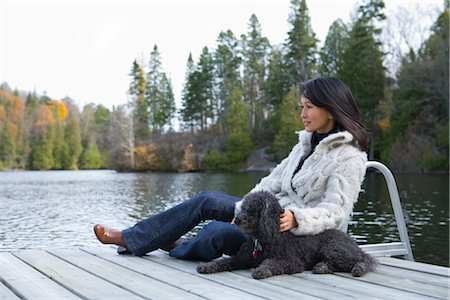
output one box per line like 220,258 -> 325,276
264,46 -> 291,109
94,104 -> 110,154
203,85 -> 253,170
285,0 -> 318,86
180,53 -> 197,132
129,60 -> 150,142
182,47 -> 215,131
241,14 -> 270,141
79,142 -> 103,169
262,46 -> 292,145
0,122 -> 15,166
63,117 -> 82,169
146,45 -> 163,131
25,91 -> 39,113
197,46 -> 215,130
214,30 -> 242,124
145,45 -> 176,132
271,86 -> 304,159
223,85 -> 253,168
156,74 -> 176,131
320,19 -> 349,77
29,107 -> 54,170
340,0 -> 386,141
52,113 -> 66,169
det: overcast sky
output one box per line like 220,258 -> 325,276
0,0 -> 443,110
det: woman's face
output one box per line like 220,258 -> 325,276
300,96 -> 335,133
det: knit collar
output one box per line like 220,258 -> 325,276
311,125 -> 340,150
297,129 -> 354,154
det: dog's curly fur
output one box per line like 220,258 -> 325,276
197,191 -> 377,279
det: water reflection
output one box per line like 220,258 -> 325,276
0,170 -> 448,267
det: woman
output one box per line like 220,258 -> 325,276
94,77 -> 368,260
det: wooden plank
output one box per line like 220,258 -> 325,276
0,252 -> 80,300
375,264 -> 449,287
13,250 -> 144,300
336,271 -> 449,299
50,249 -> 205,300
378,257 -> 450,277
0,281 -> 21,300
83,247 -> 265,300
294,271 -> 438,300
144,250 -> 321,300
233,270 -> 378,299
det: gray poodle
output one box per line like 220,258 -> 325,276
197,191 -> 377,279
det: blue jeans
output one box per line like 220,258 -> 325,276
122,192 -> 249,259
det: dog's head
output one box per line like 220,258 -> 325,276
234,191 -> 284,239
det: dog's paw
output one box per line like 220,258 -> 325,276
312,262 -> 332,274
252,267 -> 272,279
351,262 -> 368,277
197,262 -> 218,274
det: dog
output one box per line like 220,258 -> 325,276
197,191 -> 377,279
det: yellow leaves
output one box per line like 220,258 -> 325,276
377,117 -> 390,132
52,101 -> 69,121
33,101 -> 68,127
0,106 -> 5,123
49,101 -> 68,121
133,143 -> 163,171
181,143 -> 197,172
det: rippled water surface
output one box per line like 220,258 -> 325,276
1,170 -> 448,266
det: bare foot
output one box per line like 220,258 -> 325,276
93,224 -> 127,248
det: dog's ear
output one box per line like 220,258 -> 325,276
259,197 -> 281,239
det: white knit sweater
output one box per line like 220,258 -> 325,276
249,130 -> 367,236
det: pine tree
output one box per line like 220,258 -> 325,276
197,46 -> 215,130
0,122 -> 15,166
223,85 -> 253,169
63,117 -> 82,169
241,14 -> 270,141
29,105 -> 54,170
52,113 -> 66,169
180,53 -> 197,132
264,46 -> 290,110
214,30 -> 241,123
79,142 -> 103,169
146,45 -> 163,132
129,60 -> 150,142
94,104 -> 110,154
157,74 -> 176,131
340,0 -> 386,140
285,0 -> 318,86
145,45 -> 176,133
271,86 -> 304,159
320,19 -> 349,77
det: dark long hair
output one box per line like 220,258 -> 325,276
299,77 -> 369,151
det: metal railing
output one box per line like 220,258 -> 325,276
357,161 -> 414,261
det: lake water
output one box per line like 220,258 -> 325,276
1,170 -> 448,267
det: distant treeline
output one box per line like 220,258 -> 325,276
0,0 -> 448,173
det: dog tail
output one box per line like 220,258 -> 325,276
351,253 -> 378,277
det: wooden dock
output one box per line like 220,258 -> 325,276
1,247 -> 449,300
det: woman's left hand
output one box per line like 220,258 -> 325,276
280,210 -> 298,232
